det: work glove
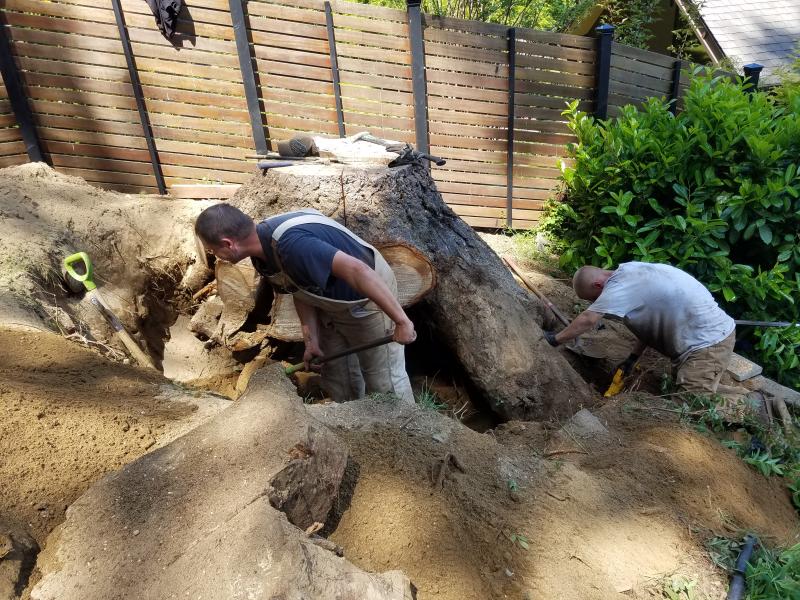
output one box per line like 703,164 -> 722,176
543,330 -> 559,347
616,352 -> 639,375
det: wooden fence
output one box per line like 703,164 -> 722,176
0,0 -> 760,228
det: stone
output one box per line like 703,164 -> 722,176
745,376 -> 800,407
561,409 -> 609,438
0,520 -> 38,600
726,353 -> 763,381
31,365 -> 412,600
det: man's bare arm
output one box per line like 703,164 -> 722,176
553,310 -> 603,345
330,251 -> 416,344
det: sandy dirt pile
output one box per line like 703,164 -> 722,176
312,393 -> 799,600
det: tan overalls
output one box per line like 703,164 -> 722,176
267,211 -> 414,404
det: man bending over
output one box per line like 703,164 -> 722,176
195,204 -> 415,404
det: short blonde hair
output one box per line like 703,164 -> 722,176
573,265 -> 606,300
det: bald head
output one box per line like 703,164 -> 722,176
573,266 -> 614,301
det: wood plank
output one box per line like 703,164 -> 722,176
17,56 -> 248,98
169,184 -> 240,199
0,115 -> 18,127
338,56 -> 412,80
424,27 -> 507,52
15,55 -> 130,84
249,30 -> 330,55
35,114 -> 251,149
331,13 -> 408,37
428,108 -> 506,129
334,28 -> 409,52
329,0 -> 407,22
607,93 -> 645,110
434,188 -> 546,210
515,129 -> 575,145
0,128 -> 23,143
514,118 -> 570,135
0,154 -> 29,167
434,180 -> 551,201
262,100 -> 337,122
252,45 -> 330,70
430,94 -> 507,117
340,85 -> 412,106
459,215 -> 538,230
513,28 -> 595,50
516,53 -> 596,76
424,39 -> 506,64
514,105 -> 572,121
336,43 -> 411,67
610,66 -> 672,94
609,81 -> 666,103
21,70 -> 134,97
253,58 -> 332,84
336,71 -> 413,94
427,81 -> 507,104
340,96 -> 414,119
516,66 -> 593,88
246,2 -> 327,26
51,164 -> 157,187
613,43 -> 675,69
427,68 -> 507,92
425,54 -> 508,78
0,140 -> 26,156
341,111 -> 414,133
424,14 -> 508,38
610,54 -> 673,80
515,78 -> 595,100
246,14 -> 327,40
261,73 -> 334,96
515,39 -> 595,63
429,133 -> 506,152
263,115 -> 340,136
447,202 -> 541,221
516,93 -> 590,112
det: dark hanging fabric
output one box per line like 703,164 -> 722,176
144,0 -> 183,38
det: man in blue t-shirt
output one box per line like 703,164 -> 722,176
195,203 -> 415,403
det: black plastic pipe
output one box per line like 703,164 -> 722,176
726,534 -> 757,600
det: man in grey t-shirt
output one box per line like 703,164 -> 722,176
544,262 -> 738,397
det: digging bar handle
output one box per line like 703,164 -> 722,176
285,334 -> 395,376
502,256 -> 571,327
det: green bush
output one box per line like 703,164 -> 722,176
542,68 -> 800,389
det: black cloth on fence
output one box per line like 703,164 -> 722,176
145,0 -> 183,38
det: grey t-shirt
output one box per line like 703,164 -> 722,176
587,262 -> 735,360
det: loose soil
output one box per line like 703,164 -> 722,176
321,394 -> 800,600
0,327 -> 228,546
1,167 -> 799,599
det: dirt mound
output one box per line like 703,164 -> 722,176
0,327 -> 229,547
311,395 -> 800,599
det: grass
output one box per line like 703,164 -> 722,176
705,536 -> 800,599
505,227 -> 565,277
415,377 -> 447,411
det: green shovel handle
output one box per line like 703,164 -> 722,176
284,362 -> 308,376
64,252 -> 96,291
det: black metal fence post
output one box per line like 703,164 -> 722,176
669,59 -> 682,115
111,0 -> 166,193
743,63 -> 763,93
594,23 -> 615,120
229,0 -> 269,155
406,0 -> 429,157
324,1 -> 345,137
0,20 -> 44,163
506,27 -> 516,229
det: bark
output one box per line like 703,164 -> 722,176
230,163 -> 593,420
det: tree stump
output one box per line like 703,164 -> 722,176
231,163 -> 593,420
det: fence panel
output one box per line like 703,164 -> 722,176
608,42 -> 674,117
0,82 -> 28,168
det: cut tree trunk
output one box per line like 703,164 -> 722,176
230,163 -> 593,420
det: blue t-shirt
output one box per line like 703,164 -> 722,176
251,212 -> 375,301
